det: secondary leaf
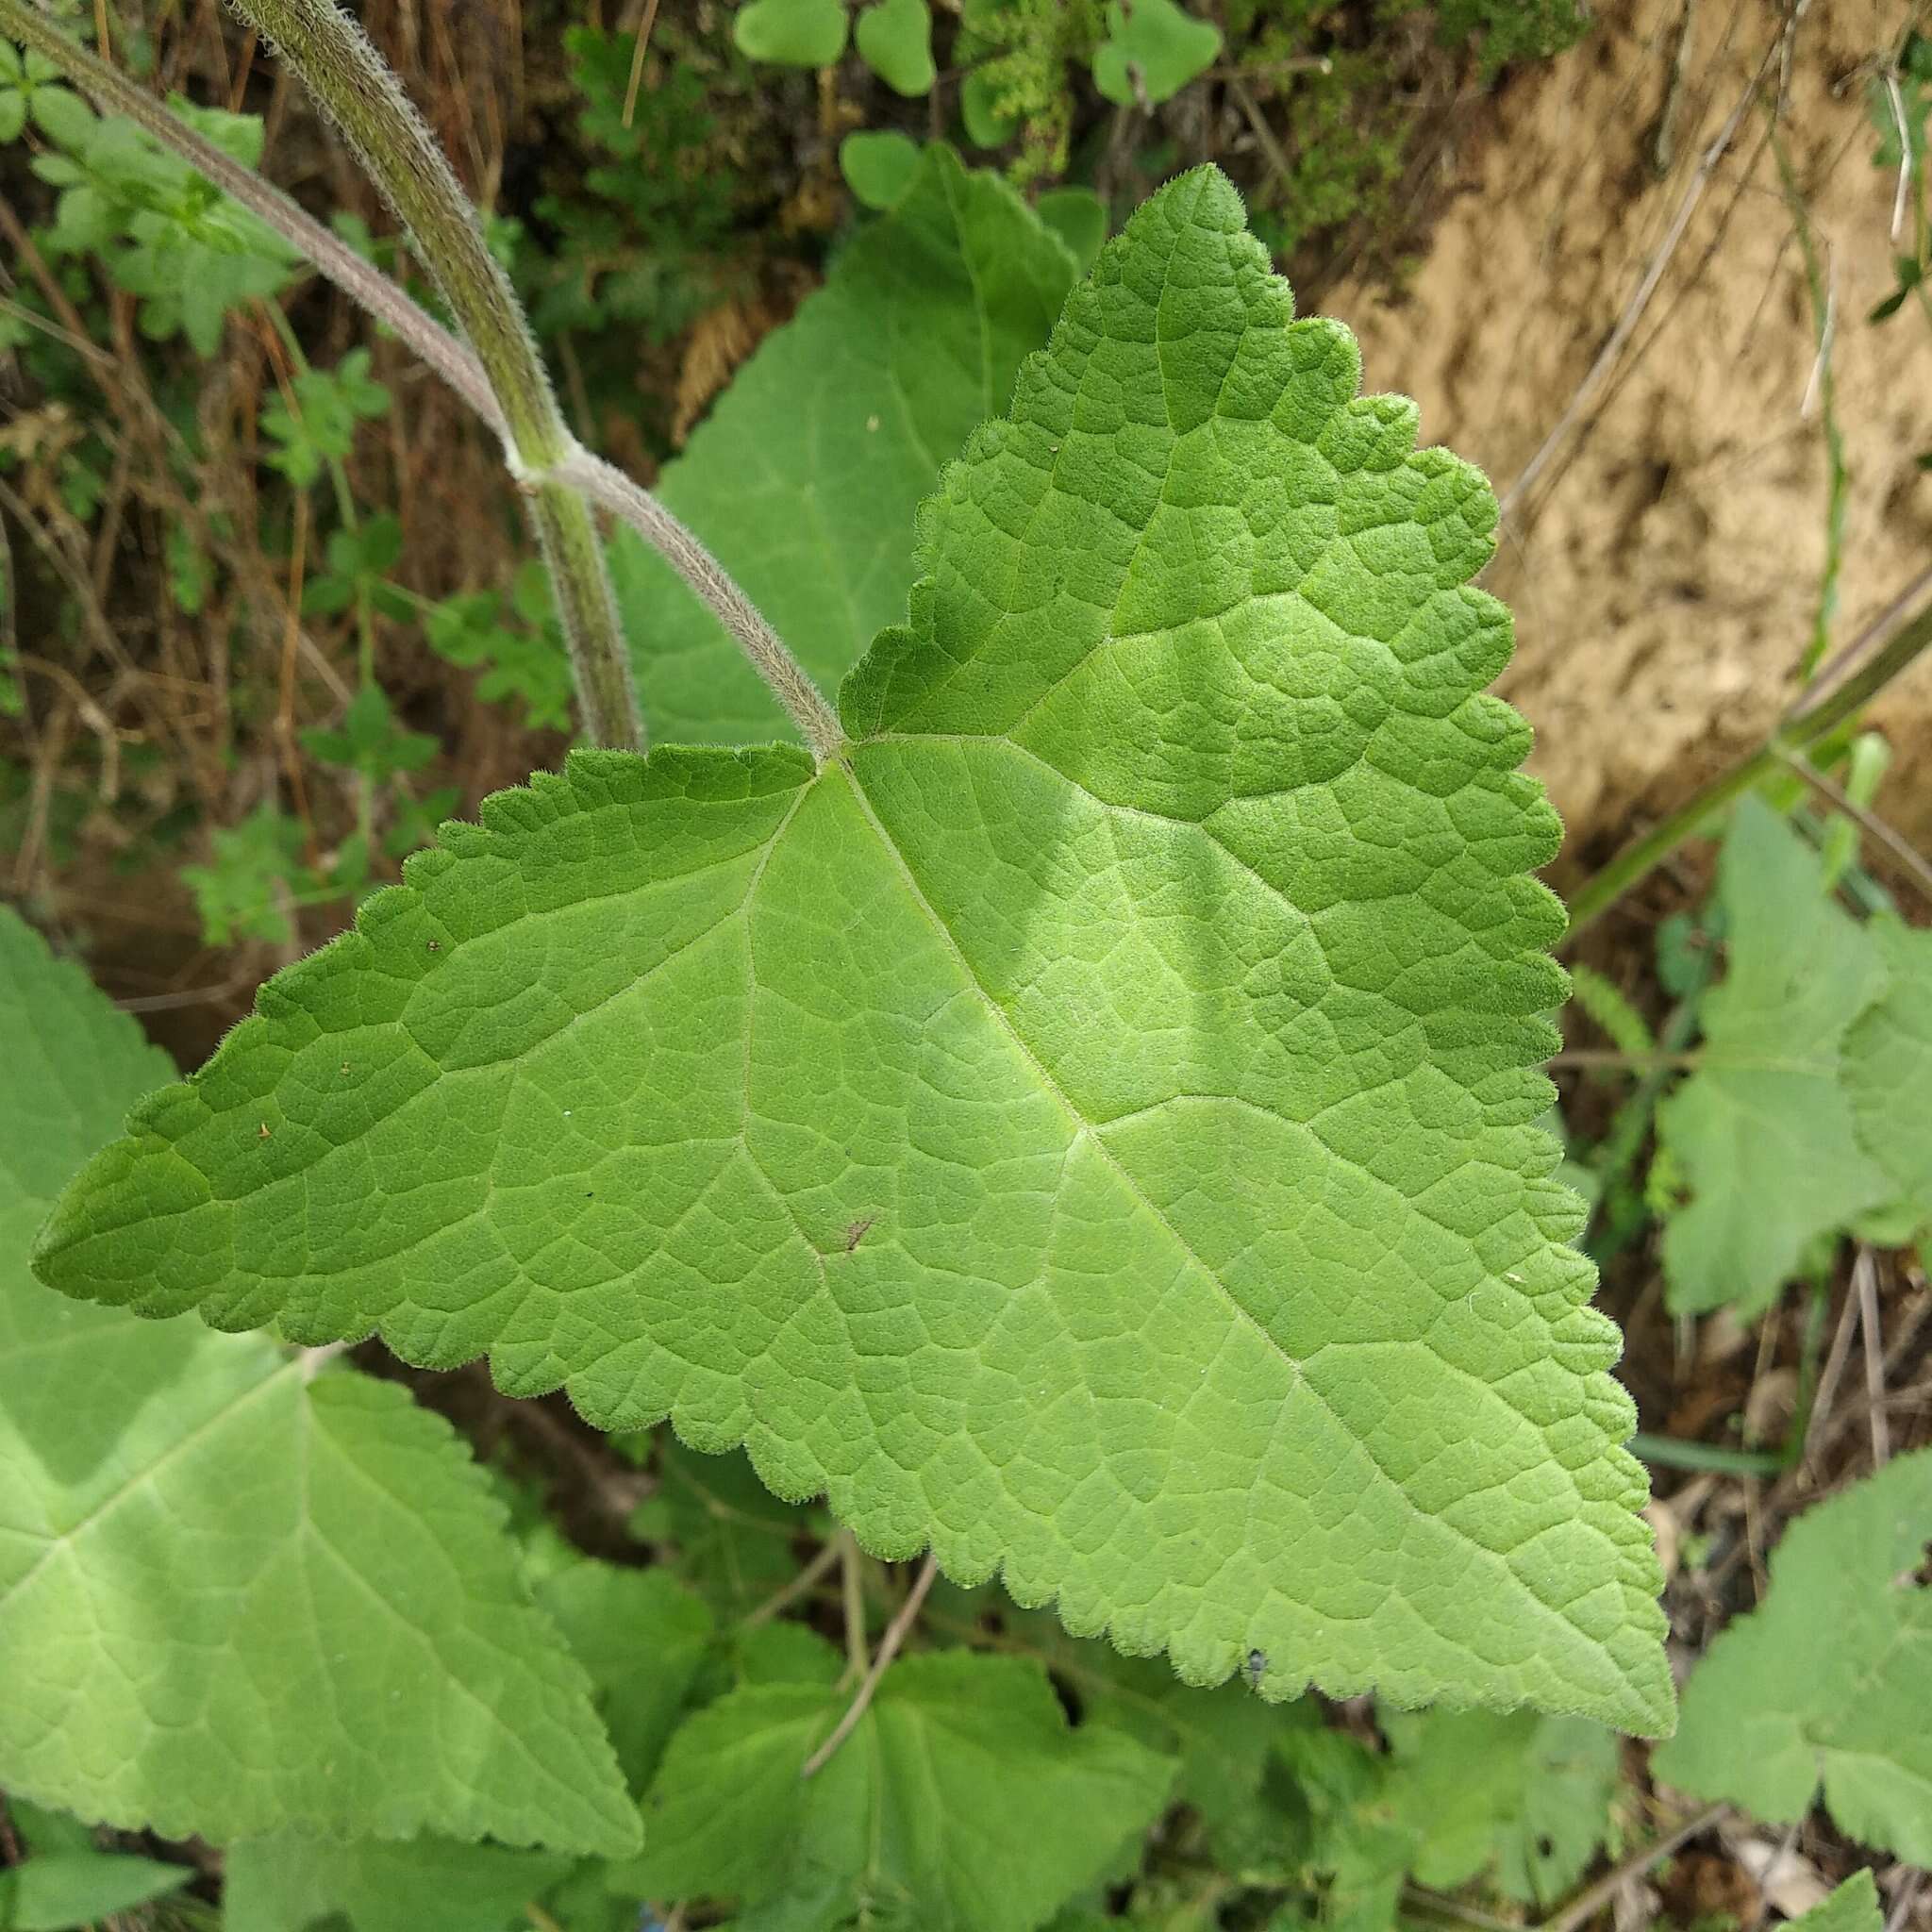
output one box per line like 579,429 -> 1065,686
1657,801 -> 1932,1314
1092,0 -> 1221,107
1842,919 -> 1932,1225
946,1592 -> 1290,1866
627,1435 -> 809,1620
0,1850 -> 191,1931
609,147 -> 1077,742
36,168 -> 1669,1731
733,0 -> 848,67
1035,186 -> 1108,273
1652,1449 -> 1932,1861
0,908 -> 635,1855
613,1650 -> 1176,1932
1378,1707 -> 1619,1906
533,1559 -> 717,1790
841,129 -> 924,210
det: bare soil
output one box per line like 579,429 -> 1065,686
1330,0 -> 1932,885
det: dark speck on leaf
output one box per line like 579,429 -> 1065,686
844,1216 -> 876,1253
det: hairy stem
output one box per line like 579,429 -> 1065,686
1563,582 -> 1932,940
218,0 -> 641,746
559,450 -> 843,758
529,484 -> 643,753
228,0 -> 560,466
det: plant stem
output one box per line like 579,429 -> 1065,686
529,484 -> 641,753
1626,1432 -> 1784,1476
228,0 -> 558,466
559,450 -> 843,758
1563,580 -> 1932,940
801,1553 -> 940,1779
1540,1803 -> 1728,1932
1772,743 -> 1932,906
217,0 -> 641,750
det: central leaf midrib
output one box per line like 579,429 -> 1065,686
831,755 -> 1629,1683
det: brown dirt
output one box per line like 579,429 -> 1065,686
1330,0 -> 1932,886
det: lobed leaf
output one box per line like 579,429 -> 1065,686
1378,1707 -> 1619,1907
1653,1449 -> 1932,1861
34,168 -> 1669,1731
1659,800 -> 1932,1313
0,908 -> 636,1855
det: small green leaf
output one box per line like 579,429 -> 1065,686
223,1835 -> 575,1932
733,0 -> 849,67
534,1560 -> 716,1790
1657,799 -> 1892,1314
25,83 -> 92,148
3,1850 -> 192,1931
856,0 -> 936,95
1653,1450 -> 1932,1861
615,1651 -> 1175,1932
301,686 -> 439,782
1380,1707 -> 1619,1906
840,128 -> 924,208
1034,185 -> 1108,272
1789,1874 -> 1885,1932
960,1596 -> 1290,1866
423,588 -> 574,733
1092,0 -> 1221,107
179,802 -> 312,947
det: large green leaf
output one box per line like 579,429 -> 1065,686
612,1649 -> 1176,1932
610,146 -> 1077,743
0,908 -> 635,1855
1652,1449 -> 1932,1861
36,168 -> 1668,1731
